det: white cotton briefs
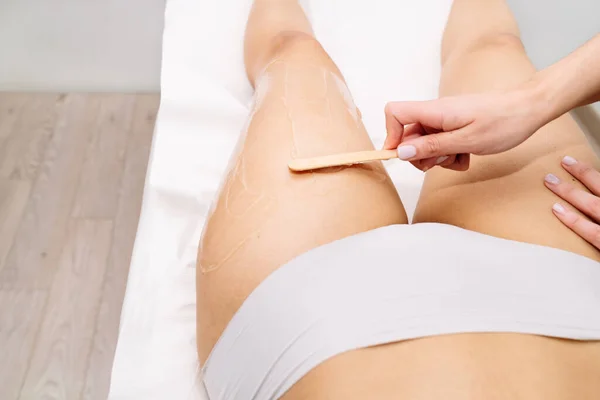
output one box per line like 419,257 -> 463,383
202,223 -> 600,400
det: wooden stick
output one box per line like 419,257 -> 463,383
288,149 -> 398,172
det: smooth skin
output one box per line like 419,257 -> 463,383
385,32 -> 600,251
197,0 -> 600,398
385,34 -> 600,170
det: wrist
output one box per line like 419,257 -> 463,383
520,72 -> 562,128
510,75 -> 552,131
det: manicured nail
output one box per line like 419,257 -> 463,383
436,156 -> 449,165
544,173 -> 560,185
552,203 -> 566,215
562,156 -> 577,166
397,145 -> 417,160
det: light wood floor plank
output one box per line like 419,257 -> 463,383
0,289 -> 48,400
0,94 -> 64,180
0,95 -> 98,288
82,94 -> 158,400
0,93 -> 28,141
0,179 -> 31,273
0,92 -> 159,400
71,95 -> 137,219
20,219 -> 113,400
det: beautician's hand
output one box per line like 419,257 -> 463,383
545,156 -> 600,250
383,88 -> 546,171
384,33 -> 600,172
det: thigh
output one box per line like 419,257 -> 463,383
414,35 -> 600,261
197,37 -> 407,362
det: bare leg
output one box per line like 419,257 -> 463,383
196,0 -> 406,363
414,0 -> 600,262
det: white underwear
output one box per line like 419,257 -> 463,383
202,223 -> 600,400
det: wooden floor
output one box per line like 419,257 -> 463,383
0,93 -> 160,400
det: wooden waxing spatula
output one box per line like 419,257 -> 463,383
288,149 -> 398,172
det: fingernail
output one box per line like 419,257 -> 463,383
562,156 -> 577,166
435,156 -> 449,165
544,173 -> 560,185
423,166 -> 430,172
397,145 -> 417,160
552,203 -> 566,215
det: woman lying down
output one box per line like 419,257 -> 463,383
196,0 -> 600,398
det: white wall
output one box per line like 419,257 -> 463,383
507,0 -> 599,69
509,0 -> 600,143
0,0 -> 597,93
0,0 -> 165,92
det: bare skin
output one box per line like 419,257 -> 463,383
384,32 -> 600,171
412,0 -> 600,262
197,0 -> 600,398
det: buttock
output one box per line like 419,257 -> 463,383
201,223 -> 600,399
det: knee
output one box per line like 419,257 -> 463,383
248,31 -> 332,84
473,32 -> 525,53
267,31 -> 324,61
442,32 -> 525,66
248,31 -> 325,84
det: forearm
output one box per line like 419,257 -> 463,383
531,34 -> 600,123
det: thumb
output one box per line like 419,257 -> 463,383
395,130 -> 468,161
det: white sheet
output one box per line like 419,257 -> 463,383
108,1 -> 452,399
